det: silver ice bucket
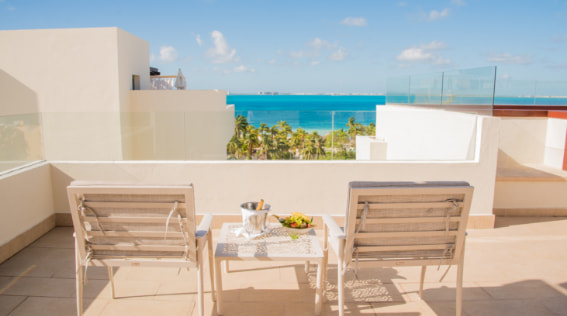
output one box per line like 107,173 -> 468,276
240,201 -> 271,236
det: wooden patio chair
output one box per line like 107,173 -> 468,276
67,182 -> 215,316
323,181 -> 473,316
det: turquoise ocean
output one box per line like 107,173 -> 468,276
228,95 -> 385,134
228,94 -> 567,134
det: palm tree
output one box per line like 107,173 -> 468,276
227,135 -> 243,159
291,128 -> 307,159
346,117 -> 362,140
243,125 -> 260,159
311,131 -> 326,159
277,121 -> 292,139
234,115 -> 249,140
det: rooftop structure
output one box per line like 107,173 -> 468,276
1,27 -> 567,315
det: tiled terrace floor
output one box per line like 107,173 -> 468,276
1,217 -> 567,315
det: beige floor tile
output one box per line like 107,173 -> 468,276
540,296 -> 567,315
371,300 -> 436,315
190,292 -> 216,316
479,279 -> 564,300
29,227 -> 74,249
0,295 -> 27,316
7,297 -> 77,316
1,277 -> 75,297
99,297 -> 192,316
463,299 -> 557,316
0,247 -> 73,278
219,301 -> 285,316
104,280 -> 160,299
397,282 -> 491,302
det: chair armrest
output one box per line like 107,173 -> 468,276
322,214 -> 345,239
196,214 -> 213,239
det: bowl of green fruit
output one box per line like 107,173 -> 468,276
272,212 -> 315,235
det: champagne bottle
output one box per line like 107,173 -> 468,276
256,199 -> 265,211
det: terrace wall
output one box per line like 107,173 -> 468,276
0,162 -> 54,263
127,90 -> 234,160
0,27 -> 150,161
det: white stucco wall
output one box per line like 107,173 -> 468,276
544,118 -> 567,169
0,162 -> 54,247
375,105 -> 478,161
0,27 -> 150,161
127,90 -> 234,160
498,117 -> 548,165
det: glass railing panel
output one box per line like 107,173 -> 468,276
441,66 -> 496,105
494,79 -> 537,105
409,72 -> 443,105
385,76 -> 411,104
229,110 -> 376,160
534,81 -> 567,105
0,113 -> 44,173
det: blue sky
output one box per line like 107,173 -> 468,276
1,0 -> 566,94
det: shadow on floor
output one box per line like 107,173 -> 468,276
426,279 -> 567,316
494,216 -> 567,228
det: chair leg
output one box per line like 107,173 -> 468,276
108,266 -> 116,299
337,241 -> 345,316
337,264 -> 344,316
75,251 -> 83,316
419,265 -> 426,300
322,248 -> 328,299
207,232 -> 216,302
456,263 -> 464,316
215,259 -> 224,315
197,248 -> 205,316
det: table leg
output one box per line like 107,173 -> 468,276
215,258 -> 224,315
315,260 -> 323,315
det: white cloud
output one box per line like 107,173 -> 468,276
268,59 -> 277,64
398,2 -> 407,7
398,48 -> 433,62
329,47 -> 349,61
308,38 -> 336,50
487,53 -> 532,64
234,65 -> 256,73
206,30 -> 239,64
500,73 -> 512,80
451,0 -> 466,6
290,50 -> 304,58
213,67 -> 232,75
310,61 -> 321,66
340,17 -> 368,27
397,41 -> 451,65
195,34 -> 203,46
421,41 -> 446,50
427,8 -> 450,21
158,46 -> 178,63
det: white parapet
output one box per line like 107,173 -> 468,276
355,136 -> 388,160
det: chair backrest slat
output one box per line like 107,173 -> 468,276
343,181 -> 473,267
67,183 -> 197,265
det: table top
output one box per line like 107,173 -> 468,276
215,223 -> 324,260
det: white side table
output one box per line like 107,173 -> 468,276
214,223 -> 325,315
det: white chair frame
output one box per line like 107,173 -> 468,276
323,181 -> 473,316
67,182 -> 215,316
